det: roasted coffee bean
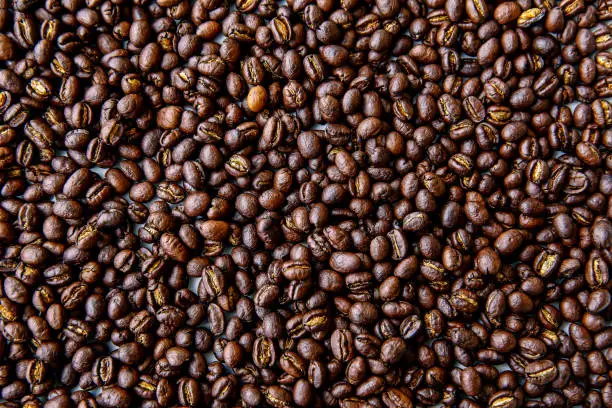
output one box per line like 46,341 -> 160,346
525,360 -> 559,385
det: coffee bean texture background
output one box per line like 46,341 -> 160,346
0,0 -> 611,407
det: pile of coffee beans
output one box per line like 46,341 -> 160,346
0,0 -> 611,406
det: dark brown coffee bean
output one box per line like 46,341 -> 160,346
525,360 -> 558,385
461,367 -> 482,396
97,386 -> 132,408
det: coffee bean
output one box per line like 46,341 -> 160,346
525,360 -> 558,385
247,85 -> 267,113
96,386 -> 132,408
494,2 -> 522,24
